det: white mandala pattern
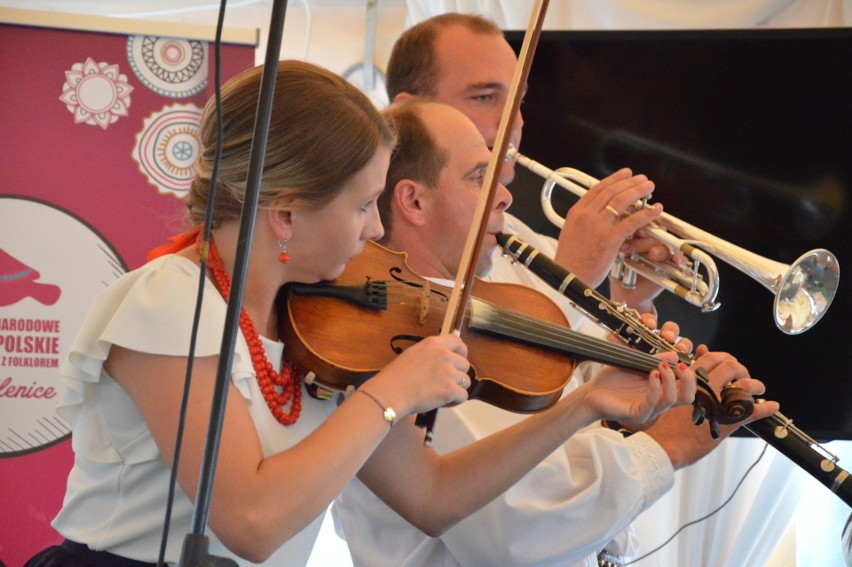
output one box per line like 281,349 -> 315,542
133,103 -> 202,198
58,57 -> 133,129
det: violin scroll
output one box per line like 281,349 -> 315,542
692,368 -> 755,439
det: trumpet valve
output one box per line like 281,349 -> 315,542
611,256 -> 638,290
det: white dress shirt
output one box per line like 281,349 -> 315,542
332,214 -> 675,567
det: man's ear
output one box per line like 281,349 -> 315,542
393,179 -> 430,228
393,92 -> 415,104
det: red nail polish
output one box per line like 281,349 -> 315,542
678,362 -> 687,371
661,361 -> 670,370
652,371 -> 661,380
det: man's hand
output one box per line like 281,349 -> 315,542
608,227 -> 685,314
643,348 -> 779,470
553,168 -> 661,289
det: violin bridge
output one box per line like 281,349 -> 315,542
418,281 -> 430,324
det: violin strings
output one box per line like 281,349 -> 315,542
376,282 -> 662,373
472,299 -> 660,372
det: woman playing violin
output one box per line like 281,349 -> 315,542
28,60 -> 698,567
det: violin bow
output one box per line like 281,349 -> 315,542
415,0 -> 550,446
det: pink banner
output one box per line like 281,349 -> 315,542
0,18 -> 253,565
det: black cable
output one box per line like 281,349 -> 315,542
156,2 -> 227,565
624,443 -> 769,565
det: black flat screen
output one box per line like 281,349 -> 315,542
506,28 -> 852,440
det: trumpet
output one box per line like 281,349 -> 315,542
507,148 -> 840,335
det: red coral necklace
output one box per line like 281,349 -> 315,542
205,236 -> 302,425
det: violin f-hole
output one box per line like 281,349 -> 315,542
390,334 -> 426,355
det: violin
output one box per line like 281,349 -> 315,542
279,241 -> 574,413
279,241 -> 754,421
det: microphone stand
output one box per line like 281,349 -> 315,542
179,0 -> 290,564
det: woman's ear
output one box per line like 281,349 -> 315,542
267,205 -> 293,242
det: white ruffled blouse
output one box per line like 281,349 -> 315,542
52,254 -> 337,566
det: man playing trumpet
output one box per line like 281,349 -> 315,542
382,13 -> 676,318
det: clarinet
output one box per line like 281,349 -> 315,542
498,232 -> 852,506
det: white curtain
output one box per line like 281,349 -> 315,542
627,439 -> 805,566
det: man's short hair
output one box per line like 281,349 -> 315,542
378,101 -> 448,242
386,13 -> 503,101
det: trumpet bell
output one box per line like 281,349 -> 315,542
775,249 -> 839,334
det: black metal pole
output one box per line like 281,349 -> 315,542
180,1 -> 290,564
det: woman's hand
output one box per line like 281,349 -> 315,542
367,334 -> 470,418
600,316 -> 695,433
579,354 -> 696,426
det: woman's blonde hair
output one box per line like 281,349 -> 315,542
187,60 -> 395,226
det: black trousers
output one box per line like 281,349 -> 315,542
25,540 -> 158,567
